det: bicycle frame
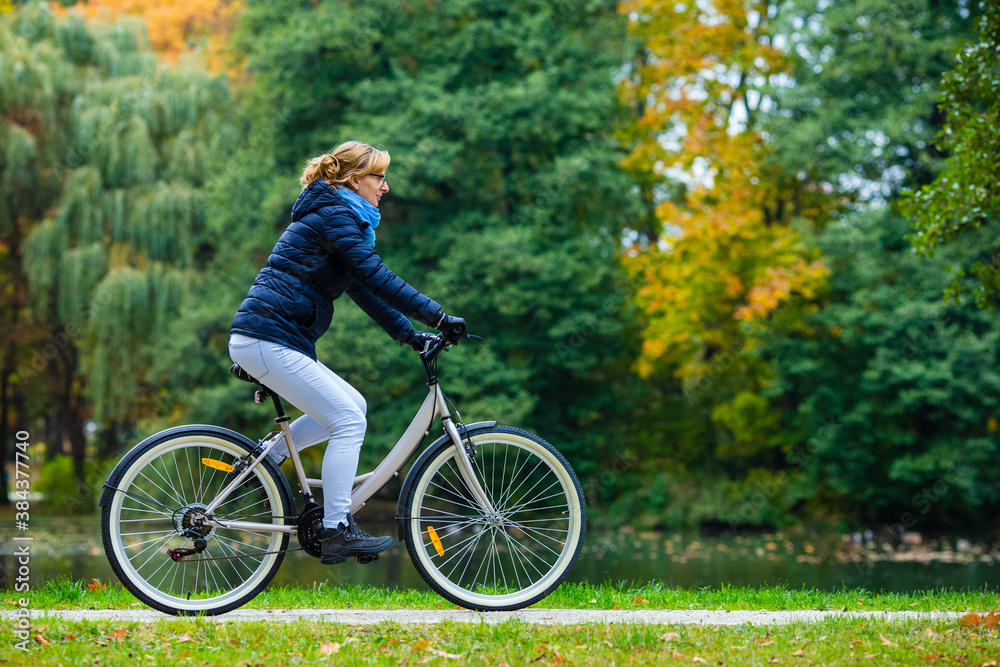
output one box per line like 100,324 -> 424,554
204,347 -> 496,535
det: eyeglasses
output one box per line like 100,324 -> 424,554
369,173 -> 388,186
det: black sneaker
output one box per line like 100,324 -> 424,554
320,513 -> 393,565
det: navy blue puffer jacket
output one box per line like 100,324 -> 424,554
231,180 -> 443,360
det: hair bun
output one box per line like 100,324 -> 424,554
321,154 -> 340,178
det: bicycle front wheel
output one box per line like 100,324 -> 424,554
402,426 -> 586,610
101,427 -> 292,615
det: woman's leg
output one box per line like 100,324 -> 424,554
229,334 -> 366,529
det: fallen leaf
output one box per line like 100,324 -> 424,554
63,634 -> 76,641
851,640 -> 864,647
961,613 -> 983,627
671,652 -> 684,659
693,657 -> 706,663
34,634 -> 49,645
319,642 -> 341,655
633,596 -> 649,605
87,579 -> 107,593
428,648 -> 462,659
921,655 -> 940,661
755,637 -> 775,647
613,604 -> 621,610
879,634 -> 898,647
588,599 -> 597,604
925,626 -> 937,637
413,638 -> 431,651
984,611 -> 998,630
175,633 -> 193,643
660,632 -> 680,641
793,649 -> 804,657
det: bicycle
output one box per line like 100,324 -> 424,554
99,330 -> 587,615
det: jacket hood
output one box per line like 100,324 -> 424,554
291,180 -> 346,221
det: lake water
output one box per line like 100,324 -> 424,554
3,515 -> 1000,595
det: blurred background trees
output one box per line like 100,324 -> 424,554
2,0 -> 997,532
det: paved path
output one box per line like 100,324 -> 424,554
3,609 -> 967,626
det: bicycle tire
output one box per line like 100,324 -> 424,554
401,425 -> 586,611
101,427 -> 292,616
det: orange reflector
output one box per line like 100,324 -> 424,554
201,458 -> 235,473
427,525 -> 444,557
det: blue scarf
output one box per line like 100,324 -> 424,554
337,186 -> 380,247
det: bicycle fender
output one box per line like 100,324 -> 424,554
394,420 -> 497,541
98,424 -> 292,509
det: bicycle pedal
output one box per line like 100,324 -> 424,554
355,554 -> 379,565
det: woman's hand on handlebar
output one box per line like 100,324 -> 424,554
437,314 -> 467,341
405,330 -> 438,352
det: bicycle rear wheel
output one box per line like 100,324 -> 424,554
402,426 -> 586,611
101,427 -> 292,615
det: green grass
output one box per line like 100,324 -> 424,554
3,616 -> 999,666
17,577 -> 1000,612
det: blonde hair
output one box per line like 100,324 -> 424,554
300,141 -> 390,189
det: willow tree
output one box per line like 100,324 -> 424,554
3,3 -> 235,481
0,5 -> 73,498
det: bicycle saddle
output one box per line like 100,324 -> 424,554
229,363 -> 259,384
230,363 -> 277,400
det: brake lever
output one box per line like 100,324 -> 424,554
466,334 -> 483,342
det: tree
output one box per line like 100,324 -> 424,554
761,209 -> 1000,528
618,0 -> 830,480
607,0 -> 984,528
903,1 -> 1000,308
770,0 -> 975,201
1,3 -> 235,485
56,0 -> 241,72
157,0 -> 642,487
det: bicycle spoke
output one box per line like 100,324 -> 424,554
105,436 -> 289,614
136,468 -> 186,509
407,430 -> 585,610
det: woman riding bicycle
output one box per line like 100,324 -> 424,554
228,140 -> 464,565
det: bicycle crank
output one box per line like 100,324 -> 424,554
296,505 -> 380,564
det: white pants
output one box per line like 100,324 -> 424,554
228,333 -> 365,529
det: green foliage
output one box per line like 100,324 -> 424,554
6,2 -> 237,423
33,453 -> 111,513
768,0 -> 976,200
761,209 -> 1000,528
3,0 -> 996,533
159,0 -> 642,477
903,1 -> 1000,307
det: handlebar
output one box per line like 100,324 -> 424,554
419,330 -> 481,362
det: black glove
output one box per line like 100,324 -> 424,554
402,329 -> 437,352
436,314 -> 467,340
